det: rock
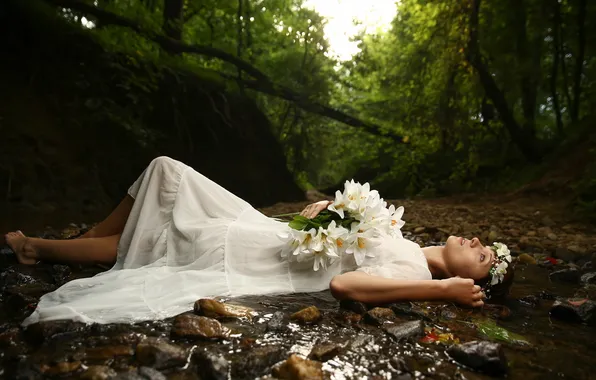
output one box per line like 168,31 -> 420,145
336,310 -> 362,324
349,334 -> 375,350
0,327 -> 21,347
171,314 -> 229,340
542,216 -> 555,227
526,231 -> 537,237
135,338 -> 187,369
193,350 -> 229,380
414,227 -> 426,234
339,299 -> 367,315
519,295 -> 541,308
113,367 -> 166,380
194,299 -> 252,320
266,311 -> 288,332
4,282 -> 56,309
592,252 -> 596,268
138,367 -> 167,380
488,231 -> 498,243
440,309 -> 457,320
447,341 -> 507,375
537,227 -> 553,237
389,302 -> 431,321
364,307 -> 395,326
581,262 -> 592,271
308,342 -> 344,361
384,320 -> 424,341
80,365 -> 118,380
575,285 -> 596,300
547,233 -> 558,240
24,320 -> 87,344
290,306 -> 321,324
555,247 -> 577,262
581,272 -> 596,285
85,345 -> 134,360
40,361 -> 83,376
231,345 -> 286,379
273,354 -> 324,380
549,268 -> 581,284
517,253 -> 537,265
549,298 -> 596,325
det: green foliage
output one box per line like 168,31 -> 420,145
52,0 -> 596,205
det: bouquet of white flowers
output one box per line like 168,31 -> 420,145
278,180 -> 405,271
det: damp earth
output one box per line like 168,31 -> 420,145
1,195 -> 595,379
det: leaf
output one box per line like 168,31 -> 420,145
288,219 -> 308,230
473,319 -> 529,345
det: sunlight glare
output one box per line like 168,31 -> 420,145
303,0 -> 396,61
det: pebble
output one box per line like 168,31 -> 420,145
517,253 -> 537,265
447,341 -> 508,375
171,314 -> 229,339
290,306 -> 321,324
273,354 -> 324,380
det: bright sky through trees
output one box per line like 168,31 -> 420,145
303,0 -> 397,61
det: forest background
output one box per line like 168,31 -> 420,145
1,0 -> 595,232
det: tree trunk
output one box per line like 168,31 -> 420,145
571,0 -> 587,123
551,0 -> 564,135
162,0 -> 184,42
466,0 -> 540,162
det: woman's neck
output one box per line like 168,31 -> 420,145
421,245 -> 451,279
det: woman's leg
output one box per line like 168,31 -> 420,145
5,231 -> 119,265
79,195 -> 134,239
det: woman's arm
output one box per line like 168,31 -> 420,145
330,271 -> 485,307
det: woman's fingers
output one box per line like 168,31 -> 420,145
472,300 -> 484,308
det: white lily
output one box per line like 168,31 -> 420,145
345,223 -> 381,266
328,190 -> 348,218
387,205 -> 405,238
309,227 -> 340,271
325,220 -> 350,255
277,228 -> 311,258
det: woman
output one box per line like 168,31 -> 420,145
4,156 -> 513,326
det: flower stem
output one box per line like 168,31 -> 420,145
270,212 -> 301,218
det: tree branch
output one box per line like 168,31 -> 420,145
44,0 -> 405,142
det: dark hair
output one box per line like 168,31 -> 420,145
475,265 -> 515,302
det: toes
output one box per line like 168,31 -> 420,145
16,230 -> 24,237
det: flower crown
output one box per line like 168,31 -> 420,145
487,242 -> 511,287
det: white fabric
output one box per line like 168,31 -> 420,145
22,157 -> 431,326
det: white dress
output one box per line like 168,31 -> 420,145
22,157 -> 431,326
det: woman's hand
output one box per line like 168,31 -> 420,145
441,277 -> 485,308
300,200 -> 332,219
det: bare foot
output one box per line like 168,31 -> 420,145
5,231 -> 38,265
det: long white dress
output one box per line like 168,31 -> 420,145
22,157 -> 431,326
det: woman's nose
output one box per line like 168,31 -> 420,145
470,237 -> 479,247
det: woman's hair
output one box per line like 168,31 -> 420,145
475,264 -> 515,301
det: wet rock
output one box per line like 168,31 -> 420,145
24,320 -> 87,344
266,311 -> 288,332
290,306 -> 321,324
5,283 -> 56,309
113,367 -> 166,380
447,341 -> 508,376
592,252 -> 596,269
349,334 -> 375,350
414,227 -> 426,234
364,307 -> 395,326
231,345 -> 286,379
273,354 -> 324,380
339,299 -> 367,315
488,231 -> 498,242
542,216 -> 555,227
136,337 -> 187,369
40,361 -> 83,376
0,327 -> 21,347
440,309 -> 457,320
384,320 -> 424,341
517,253 -> 537,265
85,345 -> 134,360
483,304 -> 512,320
549,268 -> 580,284
537,227 -> 553,238
308,342 -> 344,361
389,303 -> 431,321
171,314 -> 229,340
519,295 -> 541,308
555,248 -> 577,263
581,262 -> 592,271
193,299 -> 252,320
80,365 -> 118,380
581,272 -> 596,285
547,233 -> 557,240
193,350 -> 229,380
51,264 -> 72,286
549,298 -> 596,326
575,284 -> 596,300
336,310 -> 362,324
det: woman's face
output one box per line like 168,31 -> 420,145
444,236 -> 495,280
